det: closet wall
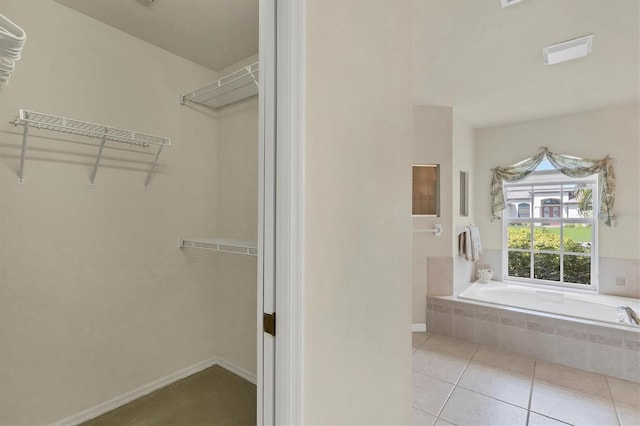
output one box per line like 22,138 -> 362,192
0,1 -> 256,424
213,54 -> 259,375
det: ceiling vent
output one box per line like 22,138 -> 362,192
501,0 -> 523,7
543,34 -> 594,65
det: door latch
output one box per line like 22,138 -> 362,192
263,312 -> 276,336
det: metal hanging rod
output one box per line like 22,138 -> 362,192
181,62 -> 259,109
180,237 -> 258,257
10,109 -> 171,188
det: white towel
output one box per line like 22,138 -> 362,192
458,226 -> 482,261
469,225 -> 482,261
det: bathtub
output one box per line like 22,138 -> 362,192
426,281 -> 640,382
459,281 -> 640,328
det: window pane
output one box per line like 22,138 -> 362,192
534,253 -> 560,282
534,184 -> 562,220
564,183 -> 593,219
533,223 -> 561,252
508,251 -> 530,278
412,165 -> 439,215
508,224 -> 530,249
505,186 -> 531,218
563,224 -> 592,254
564,255 -> 591,285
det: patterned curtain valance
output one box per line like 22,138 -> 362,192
490,147 -> 616,227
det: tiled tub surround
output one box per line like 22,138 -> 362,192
426,296 -> 640,383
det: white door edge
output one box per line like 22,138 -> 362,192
274,1 -> 306,425
258,0 -> 276,424
258,1 -> 305,425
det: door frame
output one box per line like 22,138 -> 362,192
258,1 -> 306,424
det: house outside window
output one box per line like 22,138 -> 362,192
503,164 -> 598,290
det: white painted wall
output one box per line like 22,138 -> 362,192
475,103 -> 639,259
304,0 -> 413,423
412,107 -> 476,311
214,94 -> 258,376
475,103 -> 640,296
452,112 -> 476,295
0,1 -> 257,424
412,106 -> 453,317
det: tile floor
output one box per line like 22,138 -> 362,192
412,332 -> 640,426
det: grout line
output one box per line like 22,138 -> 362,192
604,376 -> 624,426
434,344 -> 479,420
525,358 -> 537,426
418,333 -> 432,350
454,383 -> 531,411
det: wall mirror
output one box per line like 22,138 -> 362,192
460,171 -> 469,217
412,164 -> 440,216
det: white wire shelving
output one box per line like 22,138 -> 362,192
10,109 -> 171,188
181,62 -> 259,109
180,237 -> 258,257
0,13 -> 26,88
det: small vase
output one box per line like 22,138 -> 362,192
477,268 -> 493,283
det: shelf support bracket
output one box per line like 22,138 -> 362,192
248,65 -> 259,89
89,128 -> 108,188
17,112 -> 29,184
144,145 -> 163,190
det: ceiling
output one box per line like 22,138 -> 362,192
53,0 -> 637,128
413,0 -> 639,127
53,0 -> 258,72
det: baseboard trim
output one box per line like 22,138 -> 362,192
412,323 -> 427,332
52,357 -> 257,426
216,358 -> 257,385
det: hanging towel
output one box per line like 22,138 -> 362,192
469,225 -> 482,261
458,226 -> 482,261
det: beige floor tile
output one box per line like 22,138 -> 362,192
412,348 -> 470,384
526,412 -> 570,425
472,346 -> 534,377
412,372 -> 455,416
458,362 -> 532,408
421,333 -> 478,360
530,382 -> 618,426
607,376 -> 640,409
413,332 -> 430,352
412,408 -> 436,426
616,404 -> 640,426
433,418 -> 454,426
439,387 -> 527,426
534,359 -> 611,401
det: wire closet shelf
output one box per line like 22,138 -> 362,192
181,62 -> 259,109
180,237 -> 258,257
11,109 -> 171,188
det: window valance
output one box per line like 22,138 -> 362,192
490,148 -> 616,226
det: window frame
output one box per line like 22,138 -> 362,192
502,171 -> 599,291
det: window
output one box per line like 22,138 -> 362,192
503,165 -> 597,289
412,165 -> 440,216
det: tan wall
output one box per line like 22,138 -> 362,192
412,106 -> 453,319
475,103 -> 640,259
214,95 -> 258,375
452,112 -> 475,233
304,0 -> 413,423
412,107 -> 477,314
0,1 -> 256,424
451,112 -> 476,295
